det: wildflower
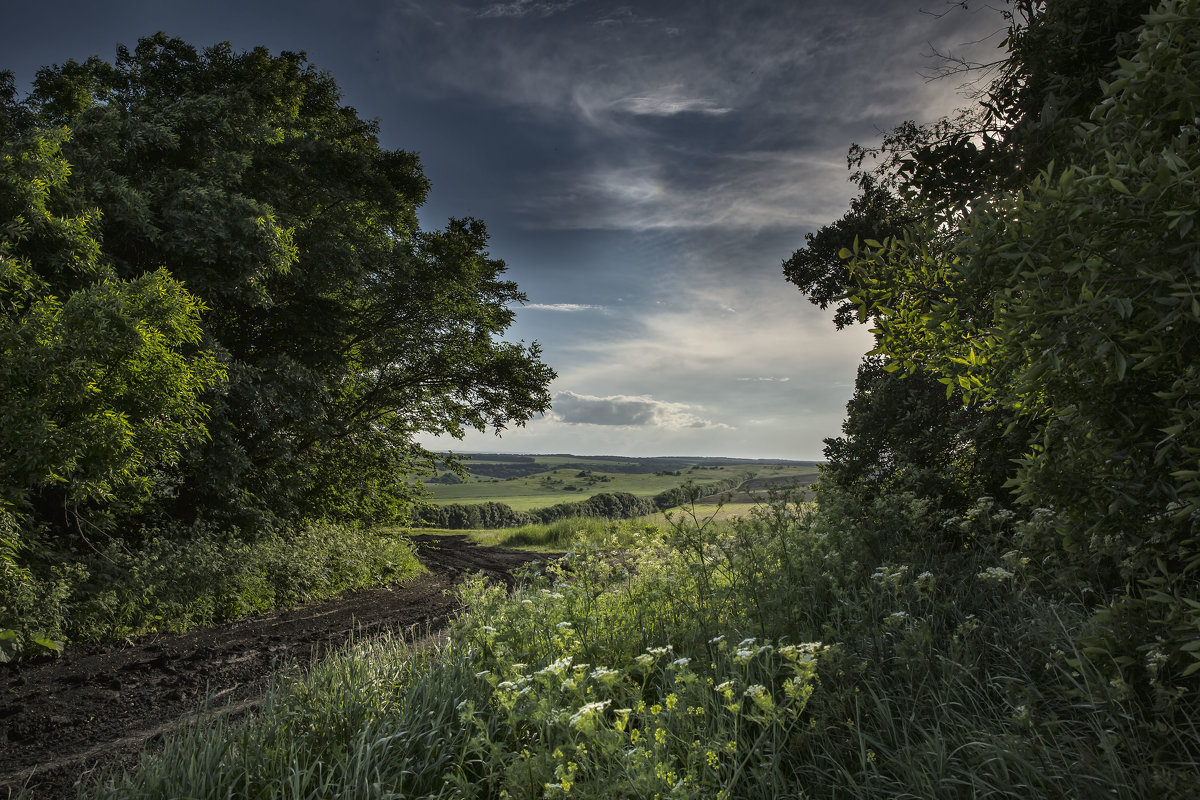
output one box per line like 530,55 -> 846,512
709,634 -> 725,644
646,645 -> 674,656
570,699 -> 612,729
779,641 -> 824,663
589,666 -> 620,682
977,566 -> 1014,582
556,621 -> 573,630
671,657 -> 691,668
737,637 -> 757,649
538,656 -> 573,675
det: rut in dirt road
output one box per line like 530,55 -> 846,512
0,534 -> 554,799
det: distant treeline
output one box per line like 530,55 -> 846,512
649,474 -> 748,510
415,476 -> 751,530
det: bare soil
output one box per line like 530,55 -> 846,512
0,534 -> 553,799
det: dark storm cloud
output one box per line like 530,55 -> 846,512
374,0 -> 1003,235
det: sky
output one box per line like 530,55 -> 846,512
1,0 -> 1007,460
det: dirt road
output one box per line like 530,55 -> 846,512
0,534 -> 551,799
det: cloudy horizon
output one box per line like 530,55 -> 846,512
2,0 -> 1007,459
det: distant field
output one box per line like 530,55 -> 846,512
426,465 -> 752,511
423,456 -> 820,513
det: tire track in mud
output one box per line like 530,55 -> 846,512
0,534 -> 552,799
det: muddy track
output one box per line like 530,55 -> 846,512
0,534 -> 553,799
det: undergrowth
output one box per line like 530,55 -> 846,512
0,512 -> 423,660
67,491 -> 1200,798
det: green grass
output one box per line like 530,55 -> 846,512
65,491 -> 1200,799
466,516 -> 661,551
425,465 -> 759,510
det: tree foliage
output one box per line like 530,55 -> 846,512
1,120 -> 222,518
788,0 -> 1200,679
1,35 -> 554,532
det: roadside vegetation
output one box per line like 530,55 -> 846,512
75,492 -> 1198,798
1,512 -> 422,660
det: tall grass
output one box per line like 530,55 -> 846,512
468,516 -> 658,550
71,493 -> 1200,798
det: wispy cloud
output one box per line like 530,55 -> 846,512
475,0 -> 587,19
737,377 -> 791,382
552,391 -> 732,430
519,154 -> 848,231
609,90 -> 732,117
524,303 -> 608,312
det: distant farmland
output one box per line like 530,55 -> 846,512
422,454 -> 820,513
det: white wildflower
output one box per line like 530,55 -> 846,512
570,699 -> 612,728
977,566 -> 1014,582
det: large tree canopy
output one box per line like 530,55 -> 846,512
2,35 -> 554,531
786,0 -> 1200,680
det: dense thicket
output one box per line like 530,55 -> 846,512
1,35 -> 554,537
786,0 -> 1198,681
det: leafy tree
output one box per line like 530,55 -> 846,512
0,117 -> 222,523
788,0 -> 1153,529
836,0 -> 1200,675
15,35 -> 554,528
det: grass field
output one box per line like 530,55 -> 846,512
424,457 -> 820,513
426,465 -> 747,510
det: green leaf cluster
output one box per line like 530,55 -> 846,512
1,114 -> 222,517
